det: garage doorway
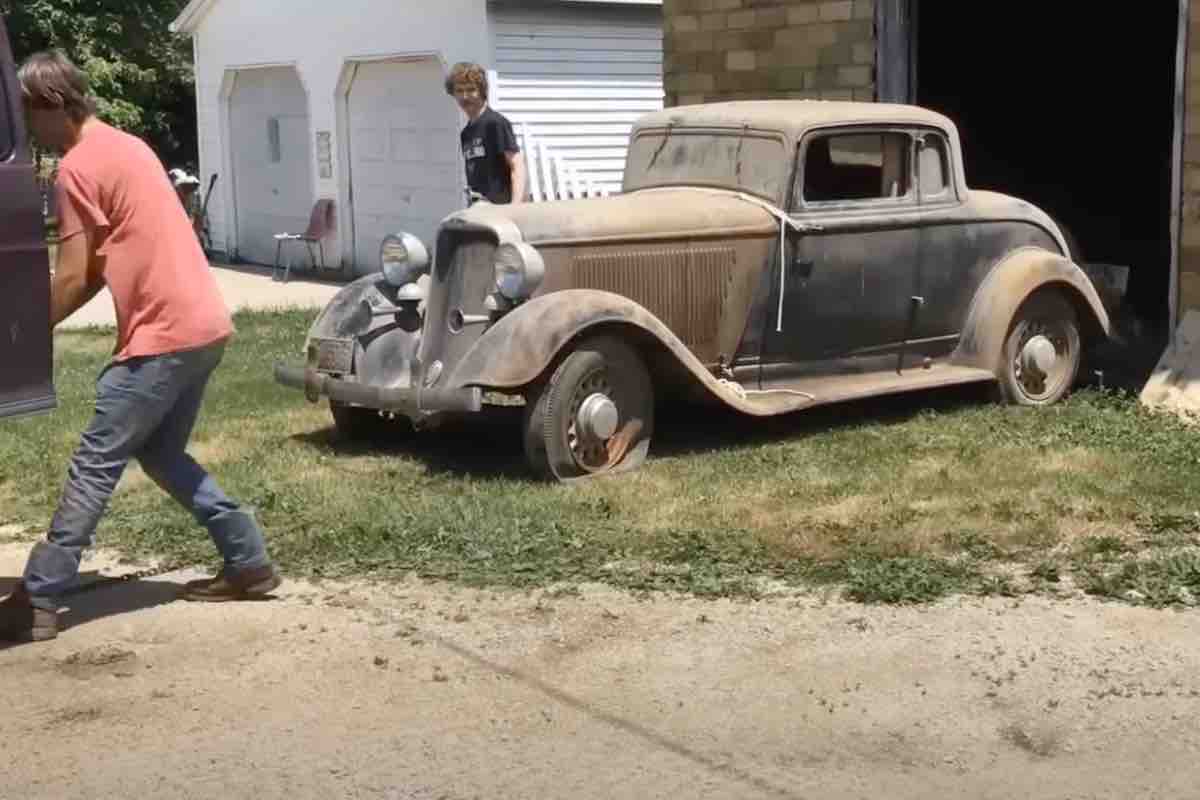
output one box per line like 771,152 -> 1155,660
909,2 -> 1183,331
342,57 -> 463,275
227,66 -> 314,266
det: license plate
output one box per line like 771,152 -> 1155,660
310,337 -> 354,374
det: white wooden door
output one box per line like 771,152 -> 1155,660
346,58 -> 463,274
228,67 -> 313,266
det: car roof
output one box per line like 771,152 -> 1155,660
633,100 -> 956,139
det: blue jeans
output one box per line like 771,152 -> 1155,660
23,341 -> 269,610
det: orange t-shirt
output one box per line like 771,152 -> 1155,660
55,121 -> 233,361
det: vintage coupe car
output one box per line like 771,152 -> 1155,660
276,101 -> 1117,481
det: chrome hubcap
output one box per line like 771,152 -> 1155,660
1020,334 -> 1057,379
567,371 -> 616,470
1013,321 -> 1072,400
577,392 -> 619,442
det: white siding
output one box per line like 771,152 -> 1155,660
186,0 -> 663,267
488,2 -> 663,193
489,2 -> 662,78
187,0 -> 491,270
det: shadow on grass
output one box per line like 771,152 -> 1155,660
650,382 -> 995,459
291,408 -> 534,482
287,382 -> 997,480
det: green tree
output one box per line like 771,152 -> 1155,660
2,0 -> 196,168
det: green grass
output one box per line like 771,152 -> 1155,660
4,309 -> 1200,605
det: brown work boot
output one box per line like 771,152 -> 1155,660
0,583 -> 58,642
181,564 -> 282,602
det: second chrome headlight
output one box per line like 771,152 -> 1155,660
494,242 -> 545,301
381,232 -> 430,287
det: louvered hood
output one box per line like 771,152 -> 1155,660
454,188 -> 778,245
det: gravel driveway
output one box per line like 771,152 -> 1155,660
2,542 -> 1198,799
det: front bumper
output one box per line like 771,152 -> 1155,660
274,364 -> 483,415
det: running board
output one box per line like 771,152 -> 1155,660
759,363 -> 996,410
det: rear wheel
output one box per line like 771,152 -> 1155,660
330,401 -> 413,441
523,336 -> 654,480
996,292 -> 1081,406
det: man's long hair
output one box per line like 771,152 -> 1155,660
18,50 -> 96,123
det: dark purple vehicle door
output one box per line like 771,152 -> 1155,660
0,16 -> 54,418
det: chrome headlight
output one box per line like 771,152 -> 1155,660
494,242 -> 545,301
380,232 -> 430,287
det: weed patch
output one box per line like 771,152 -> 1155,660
1,312 -> 1196,606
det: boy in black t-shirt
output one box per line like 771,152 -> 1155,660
444,62 -> 526,205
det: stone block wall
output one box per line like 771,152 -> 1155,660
663,0 -> 877,107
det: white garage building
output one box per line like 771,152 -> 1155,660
170,0 -> 663,276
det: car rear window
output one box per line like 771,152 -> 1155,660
800,132 -> 911,204
624,129 -> 787,203
918,134 -> 950,198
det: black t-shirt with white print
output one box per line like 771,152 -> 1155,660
460,107 -> 519,204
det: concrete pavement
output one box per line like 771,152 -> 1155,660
59,262 -> 346,330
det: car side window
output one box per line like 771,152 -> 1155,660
0,72 -> 14,161
798,131 -> 911,206
918,133 -> 951,200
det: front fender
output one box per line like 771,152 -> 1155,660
307,273 -> 422,392
953,247 -> 1111,373
306,273 -> 379,341
444,290 -> 815,417
445,290 -> 694,388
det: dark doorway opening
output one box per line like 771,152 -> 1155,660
915,2 -> 1180,329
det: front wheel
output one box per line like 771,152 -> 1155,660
522,336 -> 655,481
996,292 -> 1081,406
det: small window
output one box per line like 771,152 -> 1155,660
800,132 -> 911,204
918,134 -> 950,198
0,75 -> 14,161
267,117 -> 281,163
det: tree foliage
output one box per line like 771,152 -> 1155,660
2,0 -> 196,167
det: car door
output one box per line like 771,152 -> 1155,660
907,129 -> 973,361
761,128 -> 921,374
0,17 -> 55,418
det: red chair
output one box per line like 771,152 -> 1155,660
273,198 -> 334,282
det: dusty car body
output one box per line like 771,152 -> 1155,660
0,16 -> 55,419
276,100 -> 1115,480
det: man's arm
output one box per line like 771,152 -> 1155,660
50,226 -> 105,328
506,150 -> 527,205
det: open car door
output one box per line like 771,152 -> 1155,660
0,16 -> 55,419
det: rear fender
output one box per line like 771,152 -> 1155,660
953,247 -> 1110,373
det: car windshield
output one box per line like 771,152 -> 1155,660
623,128 -> 787,204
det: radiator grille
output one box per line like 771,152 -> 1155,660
571,246 -> 735,351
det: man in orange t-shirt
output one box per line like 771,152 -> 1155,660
0,52 -> 281,643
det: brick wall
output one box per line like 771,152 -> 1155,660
663,0 -> 877,107
1179,0 -> 1200,315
